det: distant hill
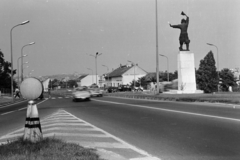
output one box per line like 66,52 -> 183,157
38,73 -> 87,81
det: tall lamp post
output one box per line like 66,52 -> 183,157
155,0 -> 160,94
102,65 -> 109,87
128,60 -> 136,88
23,65 -> 29,79
88,52 -> 102,86
87,68 -> 94,85
207,43 -> 219,91
10,20 -> 30,101
21,42 -> 35,82
159,54 -> 169,81
17,54 -> 28,87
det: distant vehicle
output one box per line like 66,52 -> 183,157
89,88 -> 103,97
132,86 -> 143,92
72,87 -> 91,102
107,87 -> 118,93
118,85 -> 132,92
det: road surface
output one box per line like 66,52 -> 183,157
1,94 -> 240,160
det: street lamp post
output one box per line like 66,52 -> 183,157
22,62 -> 29,79
17,54 -> 27,87
155,0 -> 160,94
21,42 -> 35,82
88,52 -> 102,86
159,54 -> 169,81
102,65 -> 109,87
128,60 -> 136,88
207,43 -> 219,91
10,20 -> 30,101
87,68 -> 93,85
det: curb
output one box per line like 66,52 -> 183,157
104,94 -> 240,109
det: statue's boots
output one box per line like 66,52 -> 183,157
179,46 -> 183,51
186,44 -> 190,51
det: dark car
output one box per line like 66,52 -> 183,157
107,87 -> 118,93
118,85 -> 132,92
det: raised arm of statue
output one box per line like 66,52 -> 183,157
186,16 -> 189,25
170,24 -> 182,29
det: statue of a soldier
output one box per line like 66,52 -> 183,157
169,11 -> 190,51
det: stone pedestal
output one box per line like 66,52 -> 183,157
177,51 -> 203,94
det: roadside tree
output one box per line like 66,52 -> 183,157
196,51 -> 218,93
219,68 -> 236,91
0,49 -> 17,89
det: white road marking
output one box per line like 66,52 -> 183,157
0,100 -> 28,109
92,99 -> 240,122
18,107 -> 27,111
0,109 -> 160,160
1,110 -> 16,115
0,99 -> 48,115
65,110 -> 156,158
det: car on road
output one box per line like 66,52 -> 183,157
89,88 -> 103,97
72,87 -> 91,102
132,86 -> 143,92
107,87 -> 118,93
118,85 -> 132,92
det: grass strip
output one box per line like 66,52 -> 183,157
0,137 -> 104,160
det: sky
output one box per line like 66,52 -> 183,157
0,0 -> 240,77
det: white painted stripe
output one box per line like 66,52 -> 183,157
0,99 -> 28,109
0,133 -> 23,139
42,127 -> 101,132
41,123 -> 89,128
37,98 -> 49,105
63,110 -> 154,158
42,132 -> 110,137
18,107 -> 27,111
69,141 -> 129,149
1,110 -> 16,115
42,117 -> 78,121
92,99 -> 240,122
41,120 -> 81,125
58,97 -> 63,99
44,114 -> 75,118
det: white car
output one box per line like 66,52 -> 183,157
72,87 -> 91,102
89,88 -> 103,97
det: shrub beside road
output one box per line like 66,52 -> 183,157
0,137 -> 103,160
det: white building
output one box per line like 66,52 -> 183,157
77,74 -> 100,87
105,64 -> 147,87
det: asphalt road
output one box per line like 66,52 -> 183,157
1,95 -> 240,160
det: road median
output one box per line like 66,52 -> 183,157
105,91 -> 240,105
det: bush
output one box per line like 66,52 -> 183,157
0,137 -> 103,160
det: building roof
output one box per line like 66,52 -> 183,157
108,65 -> 132,78
78,74 -> 88,81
